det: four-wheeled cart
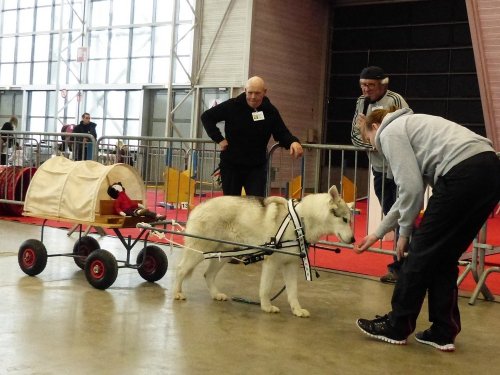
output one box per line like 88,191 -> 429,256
17,156 -> 169,289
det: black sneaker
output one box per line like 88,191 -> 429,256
380,271 -> 398,284
415,329 -> 455,352
356,314 -> 407,345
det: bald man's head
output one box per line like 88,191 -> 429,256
245,76 -> 267,109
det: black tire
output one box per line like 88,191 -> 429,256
73,236 -> 100,269
136,245 -> 168,282
18,239 -> 48,276
84,249 -> 118,290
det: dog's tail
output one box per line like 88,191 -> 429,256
264,196 -> 286,206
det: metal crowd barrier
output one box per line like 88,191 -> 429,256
0,130 -> 97,214
0,132 -> 224,222
96,136 -> 222,224
0,130 -> 393,253
2,130 -> 498,302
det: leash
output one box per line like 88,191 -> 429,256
232,286 -> 286,305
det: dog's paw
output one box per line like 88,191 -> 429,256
213,293 -> 228,301
174,292 -> 186,300
292,308 -> 310,318
261,305 -> 280,314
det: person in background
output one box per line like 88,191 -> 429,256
72,113 -> 98,161
116,140 -> 134,166
8,142 -> 25,167
201,76 -> 303,197
351,66 -> 409,284
1,115 -> 18,165
354,107 -> 500,352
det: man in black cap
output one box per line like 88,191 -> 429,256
351,66 -> 409,283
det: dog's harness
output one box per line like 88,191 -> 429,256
278,199 -> 312,281
203,199 -> 313,281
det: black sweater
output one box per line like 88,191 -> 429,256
72,121 -> 98,140
201,93 -> 299,167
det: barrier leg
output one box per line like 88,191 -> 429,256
457,261 -> 472,287
469,267 -> 499,305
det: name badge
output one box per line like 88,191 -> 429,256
252,111 -> 265,121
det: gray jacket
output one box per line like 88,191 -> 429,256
374,108 -> 494,238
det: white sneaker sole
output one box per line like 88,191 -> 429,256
415,336 -> 455,352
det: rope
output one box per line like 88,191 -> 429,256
142,221 -> 205,255
231,285 -> 286,305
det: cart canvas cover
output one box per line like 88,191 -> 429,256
23,156 -> 146,222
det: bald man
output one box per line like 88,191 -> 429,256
201,76 -> 303,197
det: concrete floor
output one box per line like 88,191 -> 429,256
1,220 -> 500,375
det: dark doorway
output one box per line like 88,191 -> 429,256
325,0 -> 483,166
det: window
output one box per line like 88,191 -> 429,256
1,0 -> 196,135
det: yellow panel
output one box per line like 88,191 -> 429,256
341,176 -> 356,203
289,175 -> 302,199
164,167 -> 196,205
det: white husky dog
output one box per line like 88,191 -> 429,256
173,185 -> 355,317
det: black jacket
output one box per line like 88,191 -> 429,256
72,121 -> 98,140
201,93 -> 299,167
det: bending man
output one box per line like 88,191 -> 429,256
354,107 -> 500,352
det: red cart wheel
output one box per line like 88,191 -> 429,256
84,249 -> 118,289
18,239 -> 48,276
73,236 -> 100,269
136,245 -> 168,282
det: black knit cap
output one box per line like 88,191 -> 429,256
360,66 -> 386,80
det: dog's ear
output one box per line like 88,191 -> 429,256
328,185 -> 340,200
327,186 -> 340,210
